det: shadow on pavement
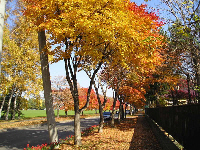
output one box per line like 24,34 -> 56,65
129,114 -> 162,150
0,117 -> 99,150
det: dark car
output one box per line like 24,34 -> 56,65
126,110 -> 130,114
103,112 -> 111,120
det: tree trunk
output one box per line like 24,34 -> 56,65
124,104 -> 127,119
65,109 -> 68,117
130,105 -> 133,116
118,100 -> 122,123
57,105 -> 59,118
171,90 -> 175,106
38,30 -> 58,143
192,57 -> 200,103
5,89 -> 14,120
0,96 -> 6,118
175,88 -> 178,106
196,63 -> 200,103
98,103 -> 104,133
64,51 -> 82,145
0,0 -> 6,75
12,91 -> 19,120
111,90 -> 118,127
121,104 -> 124,120
74,95 -> 81,145
186,73 -> 192,104
94,81 -> 107,133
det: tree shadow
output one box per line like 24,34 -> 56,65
104,117 -> 137,132
129,115 -> 162,150
0,117 -> 100,149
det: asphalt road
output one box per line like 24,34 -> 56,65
0,117 -> 100,150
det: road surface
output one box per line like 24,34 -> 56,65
0,117 -> 100,150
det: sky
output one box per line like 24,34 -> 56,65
49,0 -> 170,97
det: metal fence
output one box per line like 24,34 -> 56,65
145,104 -> 200,150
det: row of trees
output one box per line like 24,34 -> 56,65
0,0 -> 43,120
1,0 -> 199,147
143,0 -> 200,107
166,0 -> 200,104
51,75 -> 114,118
22,0 -> 167,145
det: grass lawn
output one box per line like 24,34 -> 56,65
20,109 -> 99,118
20,110 -> 72,118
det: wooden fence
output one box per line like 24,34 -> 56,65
145,104 -> 200,150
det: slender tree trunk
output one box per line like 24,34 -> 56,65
192,57 -> 200,103
0,0 -> 6,75
130,105 -> 133,116
65,109 -> 68,117
64,51 -> 82,145
171,90 -> 175,106
175,88 -> 178,106
196,64 -> 200,103
17,93 -> 22,119
64,39 -> 103,145
121,103 -> 124,120
124,104 -> 127,119
57,105 -> 59,118
95,87 -> 104,133
12,91 -> 19,120
0,96 -> 6,118
187,73 -> 192,104
94,79 -> 108,133
74,94 -> 81,145
111,89 -> 118,127
118,100 -> 122,123
5,89 -> 14,120
98,103 -> 104,133
38,30 -> 58,143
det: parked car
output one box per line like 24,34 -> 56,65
126,110 -> 130,114
103,112 -> 111,120
114,112 -> 118,119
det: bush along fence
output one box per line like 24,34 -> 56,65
145,104 -> 200,150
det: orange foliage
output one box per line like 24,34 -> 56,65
119,86 -> 146,105
78,88 -> 98,110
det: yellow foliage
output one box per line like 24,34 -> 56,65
24,0 -> 164,70
1,12 -> 42,98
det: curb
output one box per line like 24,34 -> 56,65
145,115 -> 180,150
0,122 -> 47,133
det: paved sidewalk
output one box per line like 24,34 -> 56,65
129,113 -> 162,150
129,112 -> 179,150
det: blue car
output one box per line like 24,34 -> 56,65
103,112 -> 111,120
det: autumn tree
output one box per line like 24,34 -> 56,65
84,66 -> 109,132
51,75 -> 68,118
101,64 -> 128,125
3,0 -> 59,142
78,88 -> 98,112
62,87 -> 73,116
24,0 -> 165,145
1,7 -> 43,120
159,0 -> 200,102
